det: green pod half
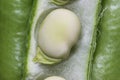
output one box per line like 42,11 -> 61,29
26,0 -> 101,80
0,0 -> 33,80
91,0 -> 120,80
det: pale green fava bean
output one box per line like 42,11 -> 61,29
44,76 -> 65,80
33,8 -> 81,64
51,0 -> 71,6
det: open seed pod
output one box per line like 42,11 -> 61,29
3,0 -> 120,80
26,0 -> 100,80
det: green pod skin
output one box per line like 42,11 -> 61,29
0,0 -> 32,80
91,0 -> 120,80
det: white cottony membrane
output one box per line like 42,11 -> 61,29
27,0 -> 100,80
